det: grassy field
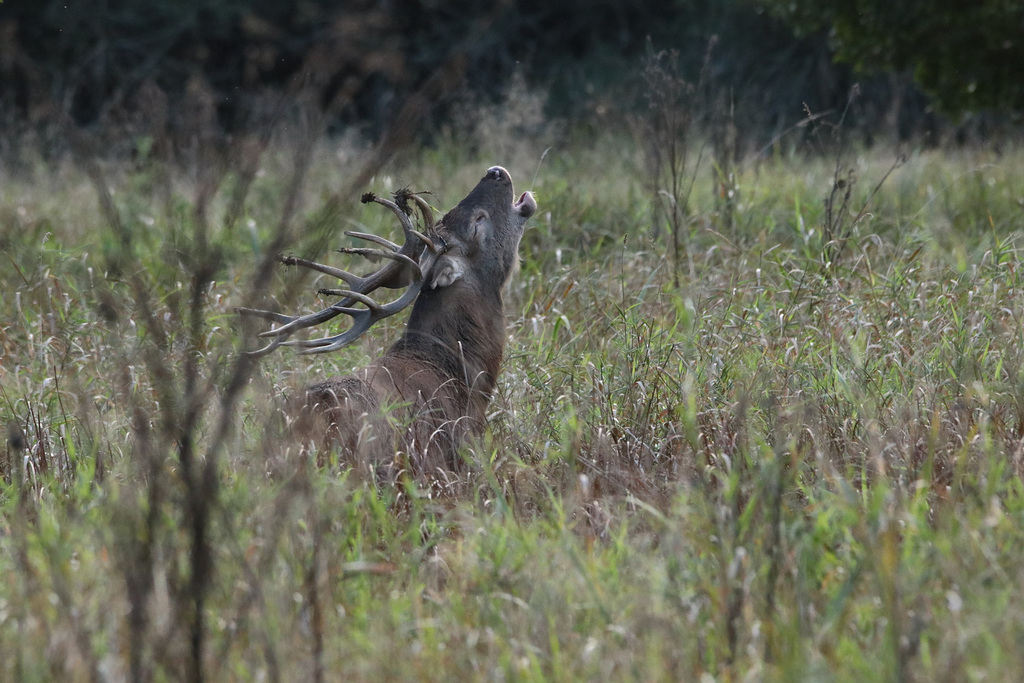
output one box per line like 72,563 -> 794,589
2,130 -> 1024,681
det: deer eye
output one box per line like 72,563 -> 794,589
485,166 -> 507,182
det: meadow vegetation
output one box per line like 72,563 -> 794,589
2,118 -> 1024,681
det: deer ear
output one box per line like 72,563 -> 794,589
430,255 -> 466,289
471,209 -> 490,244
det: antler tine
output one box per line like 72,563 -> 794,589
342,230 -> 400,251
286,247 -> 444,354
406,228 -> 439,253
236,299 -> 357,351
337,247 -> 422,271
369,192 -> 443,253
406,192 -> 436,232
241,336 -> 289,358
285,286 -> 419,353
234,307 -> 297,325
320,288 -> 380,310
239,209 -> 419,342
235,252 -> 365,353
234,305 -> 302,357
238,188 -> 447,357
278,255 -> 363,287
365,193 -> 421,244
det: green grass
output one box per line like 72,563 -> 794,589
3,135 -> 1024,681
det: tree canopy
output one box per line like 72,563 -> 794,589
759,0 -> 1024,115
0,0 -> 1018,151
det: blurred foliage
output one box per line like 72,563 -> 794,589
759,0 -> 1024,116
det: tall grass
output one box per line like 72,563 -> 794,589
2,130 -> 1024,680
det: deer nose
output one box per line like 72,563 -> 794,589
485,166 -> 510,182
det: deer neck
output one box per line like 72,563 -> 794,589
394,284 -> 507,395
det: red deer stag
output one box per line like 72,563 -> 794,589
239,166 -> 536,481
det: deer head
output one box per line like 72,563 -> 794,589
427,165 -> 536,291
238,166 -> 535,356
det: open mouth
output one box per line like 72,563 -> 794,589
515,191 -> 537,219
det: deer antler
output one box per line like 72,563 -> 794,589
237,189 -> 445,357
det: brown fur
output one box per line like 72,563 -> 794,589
296,167 -> 536,481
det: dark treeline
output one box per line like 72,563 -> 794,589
0,0 -> 1011,159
